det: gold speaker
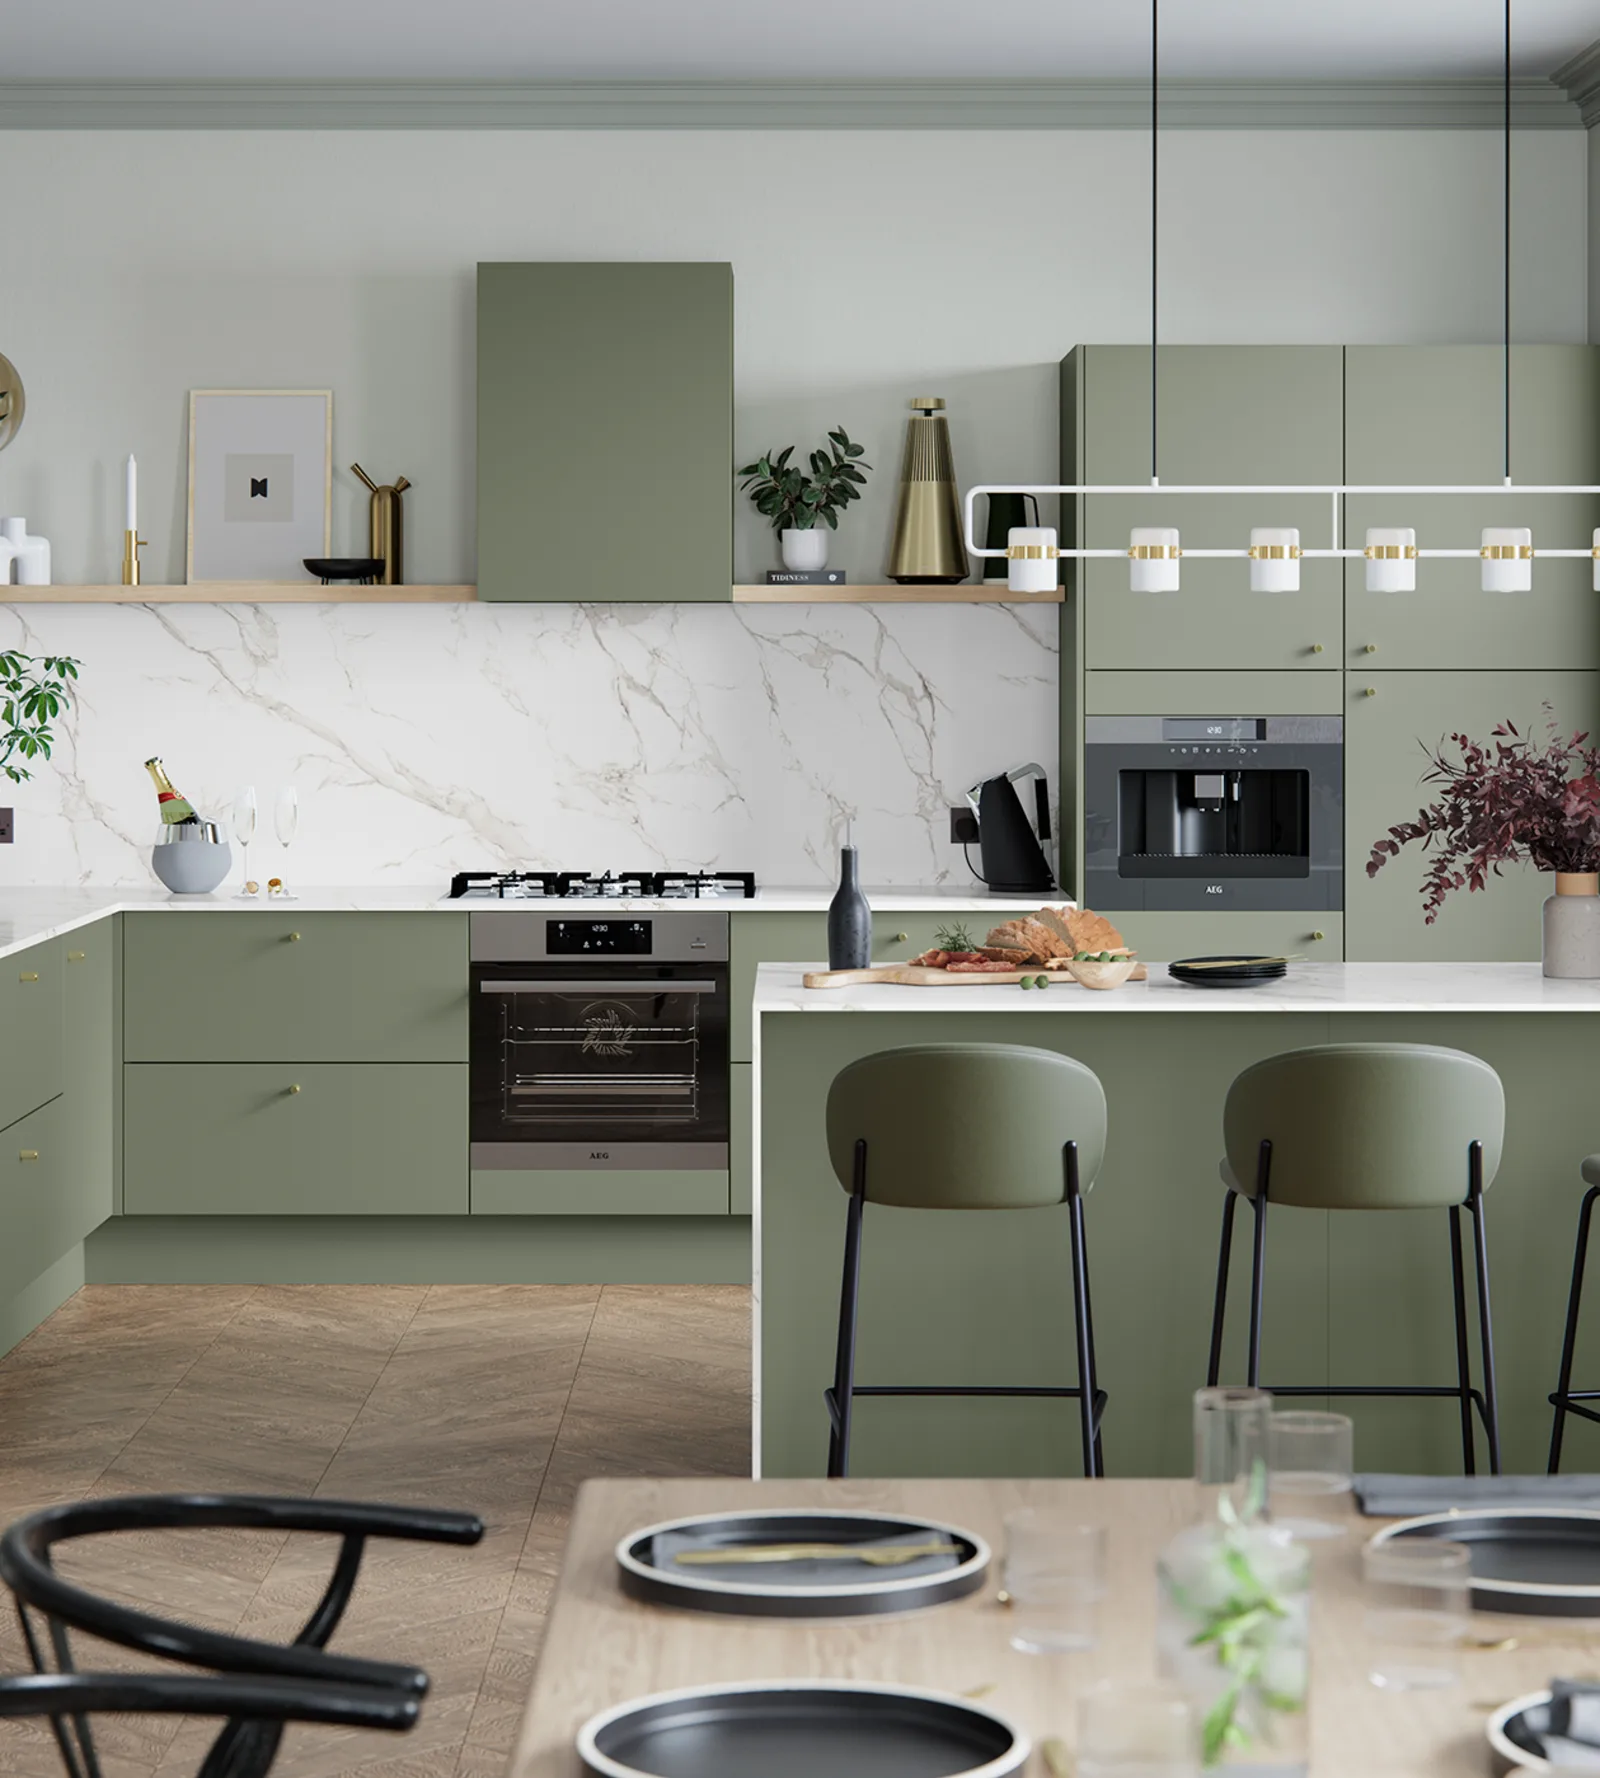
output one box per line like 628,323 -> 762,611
886,397 -> 969,584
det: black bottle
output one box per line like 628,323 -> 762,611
827,845 -> 872,970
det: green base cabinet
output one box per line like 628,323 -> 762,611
470,1169 -> 728,1216
0,1098 -> 74,1298
123,1064 -> 468,1216
477,262 -> 733,603
0,939 -> 63,1138
63,919 -> 116,1236
730,1063 -> 752,1216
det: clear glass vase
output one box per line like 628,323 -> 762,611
1157,1388 -> 1311,1775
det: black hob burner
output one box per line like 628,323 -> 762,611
449,869 -> 757,902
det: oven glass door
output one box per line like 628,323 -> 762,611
470,963 -> 729,1147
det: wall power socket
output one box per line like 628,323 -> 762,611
948,806 -> 980,845
0,808 -> 13,844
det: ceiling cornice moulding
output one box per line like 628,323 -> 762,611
1554,37 -> 1600,126
0,76 -> 1582,131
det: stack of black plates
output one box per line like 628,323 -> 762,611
1169,955 -> 1287,990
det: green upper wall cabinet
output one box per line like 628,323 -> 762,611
1344,670 -> 1600,962
1068,346 -> 1344,673
477,262 -> 734,602
1344,347 -> 1600,670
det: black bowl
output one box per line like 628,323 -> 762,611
304,557 -> 385,583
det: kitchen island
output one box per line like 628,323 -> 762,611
752,961 -> 1600,1480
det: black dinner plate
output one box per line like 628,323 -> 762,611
1374,1509 -> 1600,1615
1170,954 -> 1288,989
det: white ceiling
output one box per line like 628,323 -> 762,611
6,0 -> 1598,85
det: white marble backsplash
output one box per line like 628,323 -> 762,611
0,600 -> 1057,888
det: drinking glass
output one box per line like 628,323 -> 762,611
231,787 -> 257,898
1076,1682 -> 1200,1778
274,786 -> 298,899
1269,1410 -> 1354,1539
1002,1511 -> 1107,1653
1362,1538 -> 1471,1690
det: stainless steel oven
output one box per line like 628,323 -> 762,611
469,910 -> 729,1170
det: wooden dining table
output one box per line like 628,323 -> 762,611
508,1476 -> 1600,1778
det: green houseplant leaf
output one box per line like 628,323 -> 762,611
735,428 -> 874,532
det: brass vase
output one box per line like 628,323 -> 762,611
886,397 -> 968,584
351,464 -> 410,586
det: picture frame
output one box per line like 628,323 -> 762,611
185,389 -> 332,583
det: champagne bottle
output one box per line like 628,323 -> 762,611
144,757 -> 200,826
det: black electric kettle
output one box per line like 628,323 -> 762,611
967,763 -> 1056,893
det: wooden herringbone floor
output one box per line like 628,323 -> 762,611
0,1283 -> 752,1777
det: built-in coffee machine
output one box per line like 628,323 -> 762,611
1083,716 -> 1342,913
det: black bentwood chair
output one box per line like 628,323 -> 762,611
0,1671 -> 419,1778
0,1494 -> 485,1778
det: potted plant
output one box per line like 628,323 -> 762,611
0,650 -> 80,785
1365,708 -> 1600,976
737,428 -> 871,573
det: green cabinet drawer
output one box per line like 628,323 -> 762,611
1112,913 -> 1342,966
0,939 -> 63,1136
730,1063 -> 752,1216
1075,347 -> 1344,672
0,1098 -> 90,1297
477,262 -> 733,603
62,919 -> 116,1234
123,913 -> 467,1063
470,1168 -> 728,1216
1084,671 -> 1346,717
1344,348 -> 1600,670
123,1064 -> 468,1215
1344,671 -> 1600,961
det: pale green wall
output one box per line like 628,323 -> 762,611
1591,124 -> 1600,343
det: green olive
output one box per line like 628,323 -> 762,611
1019,976 -> 1034,990
1034,975 -> 1050,989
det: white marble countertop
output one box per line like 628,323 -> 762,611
754,959 -> 1600,1014
0,884 -> 1052,964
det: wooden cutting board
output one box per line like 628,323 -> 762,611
801,963 -> 1148,989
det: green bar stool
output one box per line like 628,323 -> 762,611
823,1042 -> 1109,1480
1206,1042 -> 1505,1474
1545,1157 -> 1600,1473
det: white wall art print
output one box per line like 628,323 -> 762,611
186,389 -> 331,583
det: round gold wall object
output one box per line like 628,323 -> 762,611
0,354 -> 24,454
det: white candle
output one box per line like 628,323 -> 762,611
124,454 -> 137,534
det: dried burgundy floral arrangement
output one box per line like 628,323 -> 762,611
1367,707 -> 1600,923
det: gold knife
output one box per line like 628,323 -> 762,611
673,1540 -> 962,1567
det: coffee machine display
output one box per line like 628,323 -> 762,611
1083,717 -> 1342,913
966,763 -> 1056,894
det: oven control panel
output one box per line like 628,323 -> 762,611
546,919 -> 652,955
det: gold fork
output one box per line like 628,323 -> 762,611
673,1540 -> 962,1567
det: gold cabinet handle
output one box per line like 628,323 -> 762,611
67,951 -> 86,963
1310,930 -> 1326,942
18,1150 -> 38,1162
18,972 -> 38,983
1364,642 -> 1378,654
892,931 -> 908,943
1310,642 -> 1324,654
286,931 -> 301,943
287,1083 -> 302,1095
1365,686 -> 1378,697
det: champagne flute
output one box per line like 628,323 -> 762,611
231,787 -> 258,898
274,787 -> 299,899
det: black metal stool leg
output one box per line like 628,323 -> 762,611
1448,1204 -> 1476,1476
1549,1184 -> 1600,1474
1065,1142 -> 1100,1478
1079,1199 -> 1107,1479
825,1140 -> 867,1478
1245,1142 -> 1272,1390
1206,1190 -> 1238,1388
1467,1142 -> 1502,1475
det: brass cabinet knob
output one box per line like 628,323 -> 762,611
1310,930 -> 1326,942
287,931 -> 301,942
18,1150 -> 38,1162
1364,642 -> 1378,654
18,972 -> 38,983
1365,686 -> 1378,697
1310,642 -> 1324,654
67,951 -> 86,963
287,1083 -> 302,1095
893,932 -> 908,943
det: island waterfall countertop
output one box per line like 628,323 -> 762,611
755,958 -> 1600,1013
0,883 -> 1052,965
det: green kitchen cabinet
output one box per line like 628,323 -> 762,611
1120,913 -> 1343,966
470,1168 -> 728,1217
1083,671 -> 1346,717
477,262 -> 733,602
0,939 -> 63,1137
123,913 -> 467,1063
0,1099 -> 74,1297
1344,347 -> 1600,670
730,1063 -> 752,1215
1068,346 -> 1344,672
123,1063 -> 468,1216
62,917 -> 116,1235
1344,670 -> 1600,961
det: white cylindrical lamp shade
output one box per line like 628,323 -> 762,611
1365,527 -> 1417,593
1129,526 -> 1180,592
1593,528 -> 1600,593
1006,527 -> 1058,594
1481,527 -> 1533,592
1248,527 -> 1301,593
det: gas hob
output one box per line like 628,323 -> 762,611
448,870 -> 757,902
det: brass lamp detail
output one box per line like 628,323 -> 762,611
886,398 -> 968,584
351,464 -> 411,586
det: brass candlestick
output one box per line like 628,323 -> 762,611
121,529 -> 146,587
351,464 -> 410,586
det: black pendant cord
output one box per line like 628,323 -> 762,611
1503,0 -> 1511,485
1150,0 -> 1159,485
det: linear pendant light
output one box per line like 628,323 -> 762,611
967,0 -> 1600,596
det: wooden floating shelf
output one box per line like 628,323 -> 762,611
6,583 -> 1062,607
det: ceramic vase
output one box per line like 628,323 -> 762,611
781,527 -> 828,572
0,519 -> 49,586
1543,873 -> 1600,979
827,845 -> 871,971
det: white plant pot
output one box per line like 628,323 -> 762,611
781,528 -> 829,572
